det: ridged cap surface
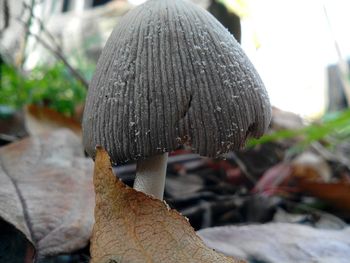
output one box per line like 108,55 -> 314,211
83,0 -> 271,164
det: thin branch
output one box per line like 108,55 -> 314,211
226,152 -> 257,184
22,1 -> 62,50
15,18 -> 89,89
311,141 -> 350,171
20,0 -> 36,67
3,0 -> 89,89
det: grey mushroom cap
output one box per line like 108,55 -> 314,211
83,0 -> 271,164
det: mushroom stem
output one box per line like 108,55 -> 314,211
134,153 -> 168,200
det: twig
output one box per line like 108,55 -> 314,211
20,0 -> 35,67
311,141 -> 350,171
10,1 -> 89,88
21,1 -> 62,52
16,17 -> 89,89
226,152 -> 257,183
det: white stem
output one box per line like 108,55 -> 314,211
133,153 -> 168,200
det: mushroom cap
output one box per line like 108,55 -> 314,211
83,0 -> 271,164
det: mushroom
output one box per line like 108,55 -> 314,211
82,0 -> 271,200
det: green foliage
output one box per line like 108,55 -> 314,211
0,63 -> 87,116
248,110 -> 350,149
1,64 -> 27,111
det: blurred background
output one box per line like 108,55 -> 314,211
1,0 -> 350,262
2,0 -> 350,118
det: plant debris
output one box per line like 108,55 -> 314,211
0,129 -> 94,260
90,147 -> 245,263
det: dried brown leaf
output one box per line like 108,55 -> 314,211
0,129 -> 94,257
25,105 -> 82,136
91,148 -> 245,263
298,180 -> 350,212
